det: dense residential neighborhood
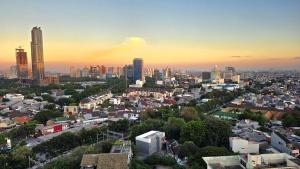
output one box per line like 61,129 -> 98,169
0,67 -> 300,169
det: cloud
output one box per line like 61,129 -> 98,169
230,56 -> 252,58
91,37 -> 146,58
121,37 -> 146,47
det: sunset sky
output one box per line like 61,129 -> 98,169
0,0 -> 300,72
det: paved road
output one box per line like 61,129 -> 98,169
26,123 -> 97,147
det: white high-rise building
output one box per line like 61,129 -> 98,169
211,65 -> 221,82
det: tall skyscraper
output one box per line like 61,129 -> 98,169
153,69 -> 161,80
211,65 -> 221,82
123,64 -> 134,80
15,47 -> 28,79
225,66 -> 236,74
162,67 -> 172,79
7,65 -> 17,79
31,27 -> 45,84
202,72 -> 211,82
133,58 -> 144,82
81,66 -> 90,77
70,66 -> 81,78
224,66 -> 236,82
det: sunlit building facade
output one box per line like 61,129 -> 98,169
31,27 -> 45,84
15,47 -> 28,79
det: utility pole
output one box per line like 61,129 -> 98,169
125,65 -> 128,90
28,156 -> 31,168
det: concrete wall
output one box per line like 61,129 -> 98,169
136,140 -> 150,155
271,132 -> 291,155
230,137 -> 259,154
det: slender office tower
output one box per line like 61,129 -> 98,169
31,27 -> 45,84
15,47 -> 28,79
133,58 -> 144,82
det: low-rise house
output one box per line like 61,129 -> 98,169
50,89 -> 64,98
123,111 -> 139,121
4,94 -> 24,102
203,153 -> 300,169
135,130 -> 165,156
80,91 -> 113,110
64,106 -> 79,116
234,119 -> 260,130
80,98 -> 94,110
81,112 -> 108,124
125,88 -> 174,98
236,129 -> 268,143
109,98 -> 121,105
80,141 -> 132,169
0,118 -> 16,129
163,98 -> 177,105
36,123 -> 69,135
14,115 -> 30,124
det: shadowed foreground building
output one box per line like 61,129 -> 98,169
80,141 -> 132,169
135,130 -> 165,156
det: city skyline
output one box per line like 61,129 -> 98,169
1,0 -> 300,72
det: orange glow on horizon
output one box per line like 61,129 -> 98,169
1,36 -> 300,70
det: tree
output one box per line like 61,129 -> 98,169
8,121 -> 37,141
108,119 -> 130,132
0,133 -> 6,145
141,109 -> 162,119
11,146 -> 33,169
129,159 -> 151,169
33,110 -> 63,124
144,154 -> 177,166
160,106 -> 180,121
204,117 -> 232,147
180,107 -> 199,121
163,117 -> 186,140
0,154 -> 12,169
188,146 -> 234,168
42,95 -> 55,103
64,88 -> 78,96
101,141 -> 113,153
238,110 -> 267,125
78,127 -> 104,145
181,120 -> 207,147
44,145 -> 95,169
282,113 -> 300,127
32,132 -> 81,157
178,141 -> 199,159
56,98 -> 76,107
44,103 -> 56,110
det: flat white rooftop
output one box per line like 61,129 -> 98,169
136,130 -> 164,143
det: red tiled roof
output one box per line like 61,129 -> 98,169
14,116 -> 30,124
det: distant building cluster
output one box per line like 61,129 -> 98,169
4,27 -> 59,85
68,58 -> 145,84
203,65 -> 240,84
